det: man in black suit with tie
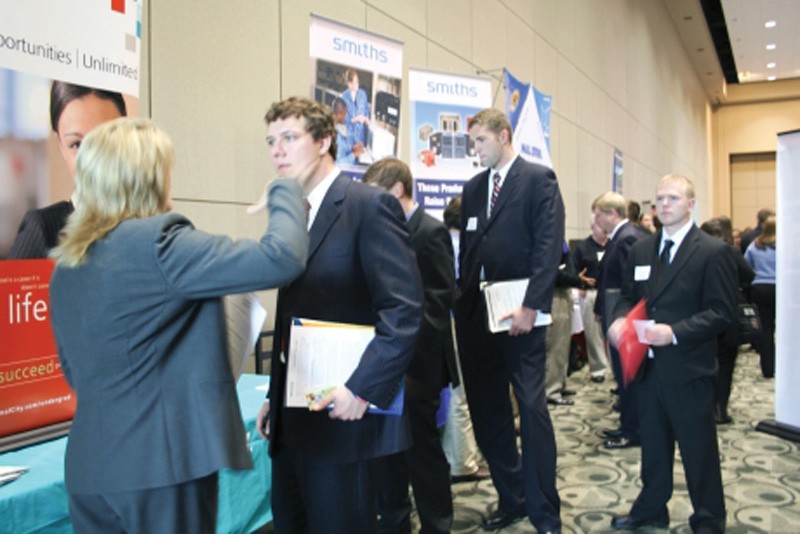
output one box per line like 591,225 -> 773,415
592,192 -> 647,449
608,174 -> 736,533
455,108 -> 564,533
363,157 -> 456,534
255,97 -> 423,533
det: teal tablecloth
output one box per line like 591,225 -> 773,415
0,374 -> 272,534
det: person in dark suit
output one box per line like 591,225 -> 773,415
48,118 -> 308,532
363,157 -> 455,534
571,218 -> 609,383
455,108 -> 564,533
592,191 -> 647,449
255,97 -> 423,533
608,174 -> 736,533
9,81 -> 127,259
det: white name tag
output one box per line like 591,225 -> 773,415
466,216 -> 478,232
634,265 -> 651,281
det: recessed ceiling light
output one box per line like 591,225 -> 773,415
767,76 -> 776,81
766,43 -> 777,50
765,20 -> 777,28
767,62 -> 776,69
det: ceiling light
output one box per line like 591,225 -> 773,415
767,76 -> 776,81
767,62 -> 776,69
765,20 -> 777,28
766,43 -> 777,50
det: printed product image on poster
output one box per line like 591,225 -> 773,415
311,60 -> 401,171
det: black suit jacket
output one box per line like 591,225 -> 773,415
9,201 -> 74,259
595,221 -> 646,328
269,174 -> 423,465
457,157 -> 565,318
406,207 -> 457,392
614,226 -> 737,385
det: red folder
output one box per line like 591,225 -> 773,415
617,299 -> 649,387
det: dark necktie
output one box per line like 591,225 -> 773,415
490,172 -> 501,215
304,199 -> 311,225
656,239 -> 673,284
660,239 -> 674,266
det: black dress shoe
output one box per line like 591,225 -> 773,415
451,465 -> 491,483
547,396 -> 574,406
481,507 -> 526,531
602,428 -> 624,438
590,375 -> 606,383
611,514 -> 669,530
604,436 -> 640,449
561,388 -> 576,396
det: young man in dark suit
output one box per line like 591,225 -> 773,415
455,108 -> 564,533
255,97 -> 423,533
363,157 -> 456,534
608,174 -> 736,533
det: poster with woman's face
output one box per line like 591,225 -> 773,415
0,68 -> 138,258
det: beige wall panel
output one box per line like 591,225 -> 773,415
556,56 -> 577,123
367,0 -> 427,34
554,118 -> 580,238
530,0 -> 576,60
571,1 -> 612,91
505,0 -> 535,28
427,41 -> 477,80
575,72 -> 603,139
149,1 -> 281,212
471,0 -> 506,70
533,34 -> 557,99
504,16 -> 536,83
427,1 -> 472,61
604,94 -> 628,154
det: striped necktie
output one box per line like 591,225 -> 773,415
490,172 -> 501,215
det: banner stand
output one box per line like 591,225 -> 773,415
755,420 -> 800,444
0,421 -> 71,454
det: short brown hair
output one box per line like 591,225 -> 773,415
362,158 -> 412,198
264,96 -> 336,160
469,108 -> 513,144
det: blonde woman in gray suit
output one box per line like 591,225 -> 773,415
49,117 -> 308,533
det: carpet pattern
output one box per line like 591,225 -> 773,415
445,349 -> 799,533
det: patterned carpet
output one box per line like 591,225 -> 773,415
445,348 -> 800,533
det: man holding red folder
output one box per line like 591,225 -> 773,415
608,174 -> 736,533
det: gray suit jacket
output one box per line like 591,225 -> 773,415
49,180 -> 307,494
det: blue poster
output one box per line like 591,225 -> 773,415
503,69 -> 552,168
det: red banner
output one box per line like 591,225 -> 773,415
0,260 -> 76,438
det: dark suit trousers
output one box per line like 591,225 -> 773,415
271,446 -> 378,534
631,362 -> 725,533
457,306 -> 561,531
750,283 -> 776,378
376,376 -> 453,534
68,473 -> 218,533
608,344 -> 640,439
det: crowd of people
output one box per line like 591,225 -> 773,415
9,82 -> 779,533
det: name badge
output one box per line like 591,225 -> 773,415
634,265 -> 651,281
466,216 -> 478,232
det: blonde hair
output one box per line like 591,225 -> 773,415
591,192 -> 627,217
51,117 -> 174,267
658,173 -> 696,199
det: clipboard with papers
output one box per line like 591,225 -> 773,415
285,318 -> 403,415
482,278 -> 553,333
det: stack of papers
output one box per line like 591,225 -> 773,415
0,466 -> 28,486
